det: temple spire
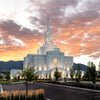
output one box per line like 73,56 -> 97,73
44,17 -> 53,44
47,17 -> 50,29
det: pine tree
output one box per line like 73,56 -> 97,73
85,67 -> 91,81
5,72 -> 10,80
90,62 -> 97,84
70,66 -> 74,80
75,64 -> 81,83
54,68 -> 61,81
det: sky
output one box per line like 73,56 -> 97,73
0,0 -> 100,69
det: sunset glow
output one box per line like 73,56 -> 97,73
0,0 -> 100,68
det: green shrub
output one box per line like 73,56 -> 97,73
14,95 -> 19,100
39,93 -> 45,100
0,97 -> 6,100
34,94 -> 39,100
20,95 -> 25,100
6,96 -> 10,100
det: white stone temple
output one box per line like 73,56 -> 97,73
23,18 -> 73,79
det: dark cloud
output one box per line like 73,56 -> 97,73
1,0 -> 100,61
27,0 -> 100,59
0,20 -> 43,52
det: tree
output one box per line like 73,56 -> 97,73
0,75 -> 3,79
54,68 -> 61,81
21,65 -> 38,100
84,67 -> 91,81
98,61 -> 100,72
97,71 -> 100,79
49,72 -> 51,80
5,72 -> 10,80
88,61 -> 91,67
75,64 -> 81,83
90,62 -> 97,84
97,62 -> 100,78
70,66 -> 74,80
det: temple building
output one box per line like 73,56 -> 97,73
23,18 -> 73,79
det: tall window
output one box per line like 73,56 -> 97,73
54,58 -> 58,67
65,61 -> 67,70
42,59 -> 44,71
44,65 -> 47,71
37,59 -> 39,71
69,61 -> 72,66
37,59 -> 39,65
39,67 -> 41,71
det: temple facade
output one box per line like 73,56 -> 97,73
23,18 -> 73,79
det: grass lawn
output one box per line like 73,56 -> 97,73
0,79 -> 21,84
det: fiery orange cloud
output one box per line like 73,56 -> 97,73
0,0 -> 100,62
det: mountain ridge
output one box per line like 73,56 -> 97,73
0,61 -> 88,72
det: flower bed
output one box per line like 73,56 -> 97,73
0,89 -> 45,100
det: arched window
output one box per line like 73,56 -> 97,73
54,58 -> 58,67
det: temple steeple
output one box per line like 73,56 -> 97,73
47,17 -> 49,29
37,17 -> 60,54
44,17 -> 53,44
